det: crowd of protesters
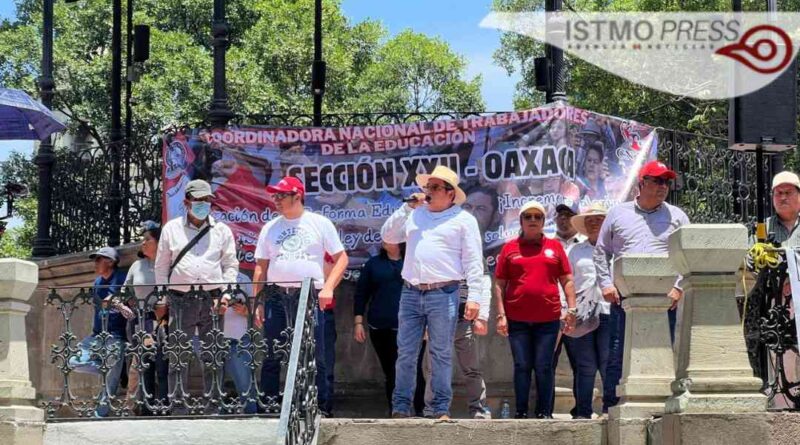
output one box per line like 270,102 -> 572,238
87,158 -> 800,420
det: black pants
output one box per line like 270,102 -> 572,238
369,328 -> 426,416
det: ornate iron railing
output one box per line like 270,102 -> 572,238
43,278 -> 320,444
658,129 -> 773,228
46,113 -> 775,255
744,249 -> 800,409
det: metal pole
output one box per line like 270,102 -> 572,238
544,0 -> 554,103
123,0 -> 133,244
766,0 -> 783,177
109,0 -> 123,247
208,0 -> 234,127
33,0 -> 56,257
312,0 -> 323,127
731,0 -> 744,219
549,0 -> 567,103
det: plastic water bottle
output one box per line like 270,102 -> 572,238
500,399 -> 511,419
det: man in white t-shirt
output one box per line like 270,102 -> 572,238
252,176 -> 348,416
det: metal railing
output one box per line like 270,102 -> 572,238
744,250 -> 800,409
43,278 -> 320,445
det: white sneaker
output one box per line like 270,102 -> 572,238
473,410 -> 492,420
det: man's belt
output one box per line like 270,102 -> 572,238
403,280 -> 459,291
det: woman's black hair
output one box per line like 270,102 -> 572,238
137,224 -> 162,258
379,242 -> 406,259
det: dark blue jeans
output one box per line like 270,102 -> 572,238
322,309 -> 336,414
595,313 -> 611,412
507,319 -> 561,417
260,292 -> 327,411
606,302 -> 675,411
563,331 -> 599,418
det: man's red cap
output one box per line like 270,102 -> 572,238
638,160 -> 676,181
266,176 -> 305,196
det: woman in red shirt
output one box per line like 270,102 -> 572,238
494,200 -> 577,419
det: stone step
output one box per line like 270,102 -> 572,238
318,419 -> 606,445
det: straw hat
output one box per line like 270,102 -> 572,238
571,202 -> 608,237
415,165 -> 467,205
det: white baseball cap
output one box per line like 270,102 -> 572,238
519,200 -> 546,216
772,171 -> 800,190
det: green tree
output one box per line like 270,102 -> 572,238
0,0 -> 484,256
491,0 -> 795,138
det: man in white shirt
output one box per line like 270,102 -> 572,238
154,179 -> 239,410
381,165 -> 484,420
549,198 -> 586,415
253,176 -> 348,416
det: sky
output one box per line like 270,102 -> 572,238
0,0 -> 520,226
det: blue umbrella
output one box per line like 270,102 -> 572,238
0,88 -> 66,141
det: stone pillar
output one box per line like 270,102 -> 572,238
608,254 -> 676,445
0,259 -> 44,444
665,224 -> 765,414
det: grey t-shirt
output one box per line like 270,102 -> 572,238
594,200 -> 690,290
124,258 -> 157,299
766,215 -> 800,247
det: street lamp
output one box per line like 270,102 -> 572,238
207,0 -> 235,127
33,0 -> 58,257
312,0 -> 326,127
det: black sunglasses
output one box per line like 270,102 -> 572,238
522,213 -> 544,221
643,176 -> 671,186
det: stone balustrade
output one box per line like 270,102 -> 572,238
665,224 -> 765,414
0,259 -> 44,445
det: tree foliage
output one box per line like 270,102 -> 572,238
492,0 -> 799,143
0,0 -> 484,256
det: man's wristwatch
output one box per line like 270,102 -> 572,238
566,308 -> 577,316
496,313 -> 506,320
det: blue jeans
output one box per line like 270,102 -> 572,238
507,319 -> 560,417
260,292 -> 327,411
606,302 -> 676,411
605,303 -> 625,409
225,339 -> 257,414
322,309 -> 336,414
563,332 -> 599,418
595,313 -> 611,412
392,283 -> 459,417
95,337 -> 126,417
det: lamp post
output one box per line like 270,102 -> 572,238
33,0 -> 57,257
108,0 -> 123,247
207,0 -> 234,127
544,0 -> 566,103
312,0 -> 326,126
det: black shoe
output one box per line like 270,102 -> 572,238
535,413 -> 554,419
514,412 -> 528,419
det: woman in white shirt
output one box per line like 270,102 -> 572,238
563,204 -> 610,418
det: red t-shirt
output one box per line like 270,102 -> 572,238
495,236 -> 571,323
